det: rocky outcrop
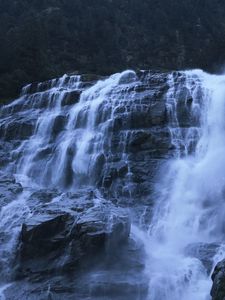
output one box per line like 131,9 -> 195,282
0,70 -> 204,299
0,70 -> 177,202
0,70 -> 200,208
5,236 -> 148,300
211,259 -> 225,300
16,189 -> 131,280
2,188 -> 141,300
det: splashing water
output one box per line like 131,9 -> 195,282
139,70 -> 225,300
12,70 -> 138,188
1,69 -> 225,299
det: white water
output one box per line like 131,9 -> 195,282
13,70 -> 137,188
134,70 -> 225,300
1,69 -> 225,299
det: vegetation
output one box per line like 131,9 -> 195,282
1,0 -> 225,100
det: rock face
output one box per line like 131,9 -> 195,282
10,189 -> 144,300
0,172 -> 23,209
16,189 -> 130,280
0,70 -> 205,299
0,70 -> 197,204
211,260 -> 225,300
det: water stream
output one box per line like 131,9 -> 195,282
1,69 -> 225,299
135,70 -> 225,300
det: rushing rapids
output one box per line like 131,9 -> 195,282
0,69 -> 225,299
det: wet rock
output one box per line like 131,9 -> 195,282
76,204 -> 130,251
91,153 -> 106,184
21,82 -> 39,95
34,146 -> 53,161
0,71 -> 199,203
128,131 -> 150,149
0,173 -> 23,209
128,129 -> 171,156
61,90 -> 81,106
150,101 -> 167,125
20,213 -> 72,259
211,259 -> 225,300
16,190 -> 131,279
118,162 -> 128,177
51,115 -> 66,137
5,239 -> 147,300
87,270 -> 148,300
1,119 -> 34,140
0,141 -> 14,166
26,189 -> 61,210
6,229 -> 146,300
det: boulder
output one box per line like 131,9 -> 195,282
20,213 -> 72,259
76,204 -> 130,251
16,189 -> 131,279
4,238 -> 147,300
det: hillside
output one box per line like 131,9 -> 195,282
1,0 -> 225,100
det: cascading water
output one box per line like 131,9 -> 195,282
136,70 -> 225,300
11,70 -> 138,189
1,68 -> 225,299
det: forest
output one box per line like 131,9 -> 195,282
0,0 -> 225,100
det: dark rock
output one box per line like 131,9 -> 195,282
20,213 -> 72,259
33,146 -> 53,161
51,115 -> 66,136
118,162 -> 128,177
31,189 -> 60,202
128,129 -> 171,156
61,90 -> 81,106
5,237 -> 147,300
16,190 -> 131,279
150,101 -> 167,125
0,70 -> 182,201
1,119 -> 34,141
128,131 -> 150,148
76,204 -> 130,251
211,259 -> 225,300
21,82 -> 39,95
0,141 -> 15,166
0,173 -> 23,210
91,153 -> 106,184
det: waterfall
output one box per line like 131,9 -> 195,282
138,70 -> 225,300
1,69 -> 225,299
9,70 -> 138,189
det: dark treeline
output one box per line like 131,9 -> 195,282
1,0 -> 225,100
